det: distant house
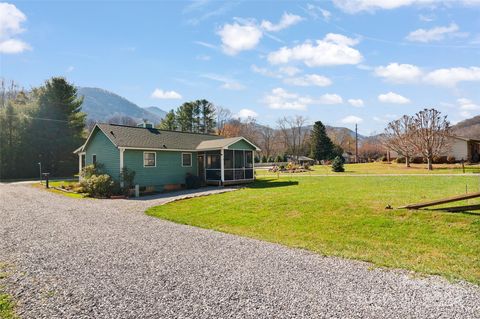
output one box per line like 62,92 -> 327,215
74,123 -> 260,190
287,155 -> 315,166
342,152 -> 356,163
442,136 -> 480,162
388,136 -> 480,163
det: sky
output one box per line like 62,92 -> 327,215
1,0 -> 480,135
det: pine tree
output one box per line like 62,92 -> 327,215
196,99 -> 216,133
31,77 -> 86,176
158,110 -> 177,131
331,156 -> 345,172
310,121 -> 335,161
176,102 -> 194,132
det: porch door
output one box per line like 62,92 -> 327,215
198,154 -> 206,181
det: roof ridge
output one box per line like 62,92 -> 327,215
98,123 -> 221,137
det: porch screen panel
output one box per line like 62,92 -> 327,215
206,151 -> 221,180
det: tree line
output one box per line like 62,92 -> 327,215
0,78 -> 85,180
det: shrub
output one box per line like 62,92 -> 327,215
395,157 -> 406,164
331,156 -> 345,172
120,167 -> 136,195
80,174 -> 115,198
185,173 -> 202,189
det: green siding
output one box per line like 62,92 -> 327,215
85,127 -> 120,180
228,139 -> 256,150
123,150 -> 198,190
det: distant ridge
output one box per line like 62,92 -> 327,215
452,115 -> 480,139
77,87 -> 167,124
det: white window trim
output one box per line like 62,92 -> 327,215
143,151 -> 156,168
181,152 -> 193,167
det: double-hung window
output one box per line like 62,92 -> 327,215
144,152 -> 156,167
182,153 -> 192,167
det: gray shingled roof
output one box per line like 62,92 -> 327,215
196,137 -> 243,150
94,123 -> 224,150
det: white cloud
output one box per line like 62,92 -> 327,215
283,74 -> 332,87
378,92 -> 411,104
66,66 -> 75,73
406,23 -> 465,42
0,3 -> 30,54
236,108 -> 258,119
341,115 -> 363,124
423,67 -> 480,87
318,93 -> 343,104
201,74 -> 245,90
457,98 -> 480,118
260,12 -> 303,32
194,41 -> 217,49
333,0 -> 480,13
267,33 -> 362,67
151,89 -> 182,99
348,99 -> 364,107
278,66 -> 301,76
0,38 -> 30,53
217,22 -> 262,55
374,63 -> 423,83
302,3 -> 331,21
263,88 -> 313,110
263,88 -> 343,110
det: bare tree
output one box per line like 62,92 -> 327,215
383,115 -> 416,167
276,115 -> 308,160
410,108 -> 451,170
258,125 -> 275,160
215,106 -> 232,135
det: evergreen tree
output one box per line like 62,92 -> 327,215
176,102 -> 194,132
196,99 -> 216,133
31,77 -> 86,176
158,110 -> 177,130
331,156 -> 345,172
310,121 -> 335,161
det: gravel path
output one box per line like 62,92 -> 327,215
1,183 -> 479,319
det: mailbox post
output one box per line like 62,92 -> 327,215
42,173 -> 50,188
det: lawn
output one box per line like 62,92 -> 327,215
255,162 -> 480,176
147,175 -> 480,284
33,180 -> 87,199
0,264 -> 17,319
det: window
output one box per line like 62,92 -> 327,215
234,150 -> 244,168
144,152 -> 156,167
182,153 -> 192,167
92,154 -> 97,165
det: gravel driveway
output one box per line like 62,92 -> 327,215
1,183 -> 479,319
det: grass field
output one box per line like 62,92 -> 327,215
255,162 -> 480,176
147,175 -> 480,284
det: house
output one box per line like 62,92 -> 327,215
286,155 -> 315,166
441,136 -> 480,162
342,152 -> 356,163
74,123 -> 260,190
387,136 -> 480,163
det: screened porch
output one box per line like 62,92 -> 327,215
202,149 -> 255,185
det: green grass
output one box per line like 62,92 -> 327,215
147,175 -> 480,284
33,180 -> 88,199
256,162 -> 480,176
0,264 -> 17,319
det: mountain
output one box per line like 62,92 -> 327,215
77,87 -> 166,124
452,115 -> 480,139
144,106 -> 168,118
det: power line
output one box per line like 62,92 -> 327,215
2,113 -> 71,123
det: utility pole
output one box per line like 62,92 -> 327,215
355,124 -> 358,163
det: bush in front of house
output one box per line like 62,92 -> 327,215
331,156 -> 345,172
120,166 -> 136,195
185,173 -> 201,189
81,174 -> 115,198
447,156 -> 456,164
80,164 -> 118,198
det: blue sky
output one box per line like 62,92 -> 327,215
2,0 -> 480,135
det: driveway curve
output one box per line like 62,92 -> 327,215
1,183 -> 479,319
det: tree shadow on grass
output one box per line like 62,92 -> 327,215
247,178 -> 299,189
